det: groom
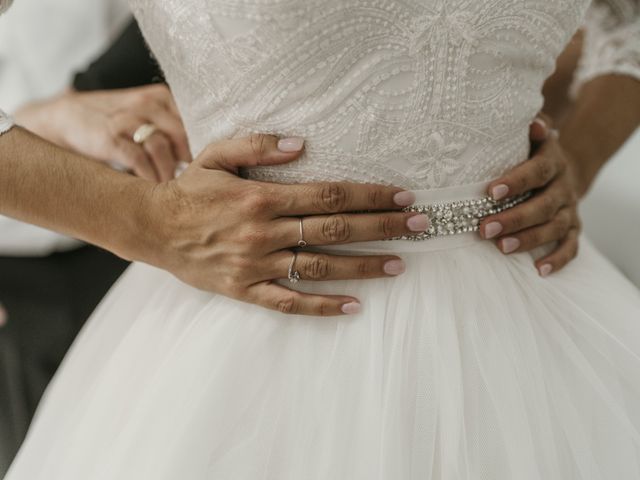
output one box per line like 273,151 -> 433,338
0,19 -> 160,472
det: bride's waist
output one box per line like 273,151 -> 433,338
316,180 -> 529,254
236,132 -> 530,191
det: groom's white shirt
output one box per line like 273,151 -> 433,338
0,0 -> 130,256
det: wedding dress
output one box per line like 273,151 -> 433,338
4,1 -> 640,479
0,109 -> 11,135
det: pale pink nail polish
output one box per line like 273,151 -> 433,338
277,137 -> 305,152
341,301 -> 362,315
533,117 -> 548,133
485,221 -> 503,239
384,259 -> 406,276
539,264 -> 553,277
492,184 -> 509,201
394,191 -> 416,207
502,237 -> 521,254
407,214 -> 430,232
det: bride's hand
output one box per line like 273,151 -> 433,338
479,117 -> 582,276
139,134 -> 428,316
15,84 -> 191,182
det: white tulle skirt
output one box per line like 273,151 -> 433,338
4,232 -> 640,479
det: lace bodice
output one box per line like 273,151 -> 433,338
133,1 -> 597,189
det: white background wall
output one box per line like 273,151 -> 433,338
582,129 -> 640,287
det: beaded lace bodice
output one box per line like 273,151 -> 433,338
131,1 -> 588,189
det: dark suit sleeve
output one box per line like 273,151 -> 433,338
73,19 -> 165,91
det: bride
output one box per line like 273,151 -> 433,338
5,0 -> 640,478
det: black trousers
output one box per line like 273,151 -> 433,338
0,247 -> 128,470
0,18 -> 157,473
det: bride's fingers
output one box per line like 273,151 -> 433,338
262,250 -> 406,282
480,183 -> 565,240
494,207 -> 575,255
247,281 -> 361,316
271,211 -> 429,248
487,142 -> 561,201
529,116 -> 551,144
534,227 -> 580,277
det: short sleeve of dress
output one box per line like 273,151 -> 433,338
0,0 -> 15,135
0,0 -> 13,15
0,109 -> 14,136
572,0 -> 640,96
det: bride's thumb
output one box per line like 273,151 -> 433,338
196,134 -> 305,174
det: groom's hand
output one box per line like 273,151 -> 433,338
142,135 -> 429,316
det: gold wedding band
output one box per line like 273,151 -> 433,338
133,123 -> 158,144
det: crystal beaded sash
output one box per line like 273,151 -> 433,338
396,192 -> 530,242
321,181 -> 531,254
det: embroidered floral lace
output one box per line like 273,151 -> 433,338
0,0 -> 15,135
0,109 -> 13,136
131,1 -> 598,190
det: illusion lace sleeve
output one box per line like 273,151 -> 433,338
0,0 -> 12,14
0,0 -> 14,135
572,0 -> 640,95
0,109 -> 14,136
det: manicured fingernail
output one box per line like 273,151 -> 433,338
491,184 -> 509,201
341,301 -> 361,315
501,237 -> 521,254
0,304 -> 7,328
539,264 -> 553,277
533,117 -> 548,133
407,214 -> 430,232
394,191 -> 416,207
484,221 -> 503,239
383,259 -> 406,276
277,137 -> 305,152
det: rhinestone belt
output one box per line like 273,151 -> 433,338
395,192 -> 532,241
